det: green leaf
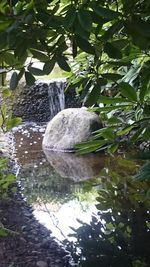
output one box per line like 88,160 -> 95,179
144,105 -> 150,116
107,117 -> 123,124
63,5 -> 76,29
25,71 -> 36,86
18,68 -> 25,81
143,127 -> 150,141
75,140 -> 107,154
119,82 -> 137,102
57,56 -> 71,72
86,84 -> 100,106
43,58 -> 55,75
98,96 -> 129,104
28,66 -> 44,76
76,36 -> 95,54
135,163 -> 150,181
10,72 -> 18,90
4,52 -> 17,66
0,227 -> 8,237
91,3 -> 121,20
0,21 -> 12,32
139,80 -> 150,102
130,127 -> 144,142
2,89 -> 12,97
30,49 -> 49,62
78,9 -> 92,33
104,42 -> 122,59
75,19 -> 90,40
6,117 -> 22,130
108,143 -> 119,153
102,22 -> 123,42
33,0 -> 47,11
146,188 -> 150,199
101,73 -> 123,81
116,125 -> 134,136
89,105 -> 132,112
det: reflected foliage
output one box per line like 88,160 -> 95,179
64,157 -> 150,267
19,160 -> 76,204
18,159 -> 99,206
0,156 -> 16,198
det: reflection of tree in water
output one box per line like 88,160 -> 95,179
64,157 -> 150,267
18,159 -> 98,206
18,161 -> 76,205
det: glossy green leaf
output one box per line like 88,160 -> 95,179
98,96 -> 129,104
57,56 -> 71,72
101,73 -> 123,81
25,71 -> 36,86
63,5 -> 76,29
18,68 -> 25,81
76,36 -> 95,54
104,42 -> 122,59
28,66 -> 44,76
75,19 -> 90,40
30,49 -> 49,62
91,3 -> 121,20
10,72 -> 18,90
86,84 -> 100,106
43,58 -> 55,75
119,82 -> 137,102
78,9 -> 92,33
116,125 -> 134,136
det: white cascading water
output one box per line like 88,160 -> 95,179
47,79 -> 66,119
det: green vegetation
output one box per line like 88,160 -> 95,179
0,0 -> 150,151
64,157 -> 150,266
0,1 -> 150,189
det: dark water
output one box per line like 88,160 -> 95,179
13,123 -> 150,267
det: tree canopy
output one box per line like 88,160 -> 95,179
0,0 -> 150,153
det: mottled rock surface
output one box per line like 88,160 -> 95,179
44,150 -> 105,181
42,108 -> 102,151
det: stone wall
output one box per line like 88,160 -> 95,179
13,79 -> 81,123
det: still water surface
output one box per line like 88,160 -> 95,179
13,123 -> 150,267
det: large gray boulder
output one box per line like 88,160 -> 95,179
42,108 -> 102,152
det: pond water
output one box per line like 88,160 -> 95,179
13,122 -> 150,267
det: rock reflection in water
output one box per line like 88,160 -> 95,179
43,150 -> 105,182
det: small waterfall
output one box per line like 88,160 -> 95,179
13,78 -> 81,122
47,79 -> 65,120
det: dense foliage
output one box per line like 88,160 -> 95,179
0,0 -> 150,181
0,0 -> 150,151
64,157 -> 150,266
